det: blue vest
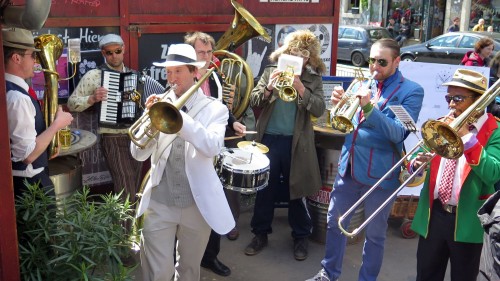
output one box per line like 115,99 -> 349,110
7,81 -> 48,171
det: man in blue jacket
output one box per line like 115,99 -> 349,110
308,38 -> 424,281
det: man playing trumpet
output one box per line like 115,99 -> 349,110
309,38 -> 424,281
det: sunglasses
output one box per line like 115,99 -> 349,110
368,57 -> 389,67
444,95 -> 475,103
290,47 -> 310,58
104,48 -> 123,56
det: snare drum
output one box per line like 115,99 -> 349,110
215,148 -> 270,194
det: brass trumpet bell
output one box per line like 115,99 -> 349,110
149,102 -> 183,134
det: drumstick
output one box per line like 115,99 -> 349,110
242,130 -> 257,134
224,135 -> 244,141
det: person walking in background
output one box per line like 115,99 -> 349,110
67,34 -> 164,204
473,18 -> 486,31
488,25 -> 494,32
410,69 -> 500,281
448,17 -> 460,32
131,44 -> 234,281
308,38 -> 424,281
4,27 -> 73,196
460,37 -> 494,66
245,29 -> 326,261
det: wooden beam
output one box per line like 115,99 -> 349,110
0,29 -> 21,281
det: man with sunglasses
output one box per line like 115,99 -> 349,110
3,27 -> 74,195
410,69 -> 500,281
308,38 -> 424,281
67,34 -> 165,208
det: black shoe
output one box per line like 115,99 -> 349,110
201,258 -> 231,277
244,234 -> 268,256
293,238 -> 308,261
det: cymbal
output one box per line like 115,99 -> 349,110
237,140 -> 269,154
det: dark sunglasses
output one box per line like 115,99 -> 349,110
368,57 -> 389,67
104,48 -> 123,56
444,95 -> 475,103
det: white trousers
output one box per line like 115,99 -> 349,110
140,200 -> 211,281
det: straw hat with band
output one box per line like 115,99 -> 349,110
2,28 -> 40,51
442,69 -> 488,95
153,44 -> 205,69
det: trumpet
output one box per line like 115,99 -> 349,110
273,65 -> 297,102
330,69 -> 376,133
128,69 -> 214,149
337,77 -> 500,238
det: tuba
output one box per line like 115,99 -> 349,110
214,0 -> 271,119
34,34 -> 64,158
330,69 -> 375,133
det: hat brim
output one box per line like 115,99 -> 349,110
3,41 -> 40,52
442,80 -> 485,94
153,60 -> 205,69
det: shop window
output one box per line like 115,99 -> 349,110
470,0 -> 500,31
349,0 -> 360,13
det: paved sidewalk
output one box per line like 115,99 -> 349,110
132,206 -> 443,281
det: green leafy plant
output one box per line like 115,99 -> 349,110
361,0 -> 369,10
16,183 -> 137,281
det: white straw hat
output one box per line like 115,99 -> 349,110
153,43 -> 205,69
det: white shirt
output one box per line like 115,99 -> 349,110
434,112 -> 488,205
5,73 -> 43,177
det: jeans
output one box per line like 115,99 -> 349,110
321,171 -> 395,281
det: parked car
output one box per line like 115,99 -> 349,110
337,25 -> 393,67
400,31 -> 500,64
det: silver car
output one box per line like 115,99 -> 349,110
337,25 -> 393,67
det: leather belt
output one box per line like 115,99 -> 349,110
442,203 -> 457,214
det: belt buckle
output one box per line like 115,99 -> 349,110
443,204 -> 456,213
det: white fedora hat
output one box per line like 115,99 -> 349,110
153,43 -> 205,69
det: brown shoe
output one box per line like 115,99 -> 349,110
226,227 -> 240,240
293,238 -> 308,261
244,234 -> 268,256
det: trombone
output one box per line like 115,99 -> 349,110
128,69 -> 215,149
338,77 -> 500,238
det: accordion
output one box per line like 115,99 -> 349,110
99,70 -> 139,129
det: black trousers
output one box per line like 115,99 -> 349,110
250,134 -> 312,239
13,167 -> 54,198
416,200 -> 482,281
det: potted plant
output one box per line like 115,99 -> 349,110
16,183 -> 137,281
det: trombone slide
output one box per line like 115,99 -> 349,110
337,140 -> 433,237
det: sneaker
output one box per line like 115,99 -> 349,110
306,269 -> 330,281
293,238 -> 308,261
226,227 -> 239,240
244,234 -> 268,256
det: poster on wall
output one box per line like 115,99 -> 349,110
242,25 -> 274,81
397,61 -> 489,195
33,27 -> 119,187
274,24 -> 332,74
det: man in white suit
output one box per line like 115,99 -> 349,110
130,43 -> 235,281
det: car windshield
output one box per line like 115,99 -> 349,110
368,29 -> 391,41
